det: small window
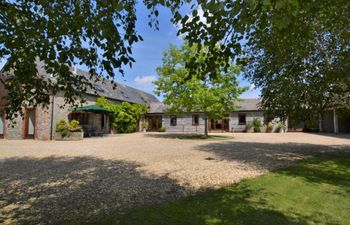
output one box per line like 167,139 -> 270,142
192,114 -> 199,126
170,115 -> 177,126
238,113 -> 246,125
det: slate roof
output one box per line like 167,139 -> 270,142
234,98 -> 261,111
148,98 -> 261,114
149,102 -> 170,114
34,60 -> 159,105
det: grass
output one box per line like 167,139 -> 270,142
71,153 -> 350,225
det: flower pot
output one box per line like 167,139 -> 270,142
55,131 -> 83,141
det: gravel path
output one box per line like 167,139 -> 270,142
0,132 -> 349,224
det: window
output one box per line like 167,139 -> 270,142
192,114 -> 199,126
170,115 -> 177,126
238,113 -> 246,125
69,113 -> 90,125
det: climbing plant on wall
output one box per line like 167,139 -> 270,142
96,97 -> 148,133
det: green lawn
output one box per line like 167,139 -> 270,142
73,153 -> 350,225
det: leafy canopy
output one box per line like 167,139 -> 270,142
241,0 -> 350,120
155,43 -> 246,135
96,97 -> 148,133
0,0 -> 188,118
1,0 -> 349,120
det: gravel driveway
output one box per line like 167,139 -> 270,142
0,132 -> 349,224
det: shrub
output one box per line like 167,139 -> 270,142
142,121 -> 148,129
68,120 -> 82,132
266,121 -> 274,133
97,97 -> 149,133
245,122 -> 253,132
158,127 -> 166,132
278,123 -> 286,129
252,118 -> 262,133
56,119 -> 69,137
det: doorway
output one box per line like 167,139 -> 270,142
25,109 -> 36,139
0,112 -> 4,138
147,116 -> 162,131
209,115 -> 229,132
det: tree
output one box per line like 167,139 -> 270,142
154,43 -> 246,137
1,0 -> 349,120
178,1 -> 350,127
0,0 -> 188,119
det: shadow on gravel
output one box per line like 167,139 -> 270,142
145,133 -> 232,140
196,141 -> 350,171
0,156 -> 188,225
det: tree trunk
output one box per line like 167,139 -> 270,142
204,115 -> 208,138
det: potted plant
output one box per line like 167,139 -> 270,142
278,123 -> 286,133
252,118 -> 262,133
245,122 -> 254,133
158,127 -> 166,132
55,119 -> 83,140
141,121 -> 148,133
266,121 -> 273,133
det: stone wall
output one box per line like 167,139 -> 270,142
159,111 -> 285,133
3,92 -> 118,140
229,111 -> 265,132
162,113 -> 206,133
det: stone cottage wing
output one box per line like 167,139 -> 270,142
34,60 -> 159,105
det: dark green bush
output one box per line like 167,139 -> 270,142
56,119 -> 69,137
252,118 -> 262,133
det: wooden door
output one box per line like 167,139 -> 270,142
147,116 -> 162,131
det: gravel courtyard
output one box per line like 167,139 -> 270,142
1,132 -> 350,224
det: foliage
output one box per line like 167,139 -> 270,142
158,127 -> 166,132
2,0 -> 349,122
72,153 -> 350,225
68,120 -> 82,132
245,122 -> 253,133
0,0 -> 187,119
56,119 -> 82,137
266,122 -> 274,133
241,0 -> 350,121
278,123 -> 286,130
252,118 -> 262,133
141,121 -> 148,129
154,43 -> 247,136
55,119 -> 69,137
96,97 -> 148,133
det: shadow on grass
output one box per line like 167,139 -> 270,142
97,183 -> 310,225
279,153 -> 350,190
145,133 -> 233,141
0,156 -> 188,225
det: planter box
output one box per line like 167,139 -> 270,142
55,131 -> 83,141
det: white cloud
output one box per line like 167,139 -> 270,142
134,75 -> 157,87
175,6 -> 210,38
249,83 -> 256,90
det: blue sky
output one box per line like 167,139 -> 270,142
115,3 -> 260,100
0,3 -> 260,100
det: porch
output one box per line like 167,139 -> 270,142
68,105 -> 113,137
